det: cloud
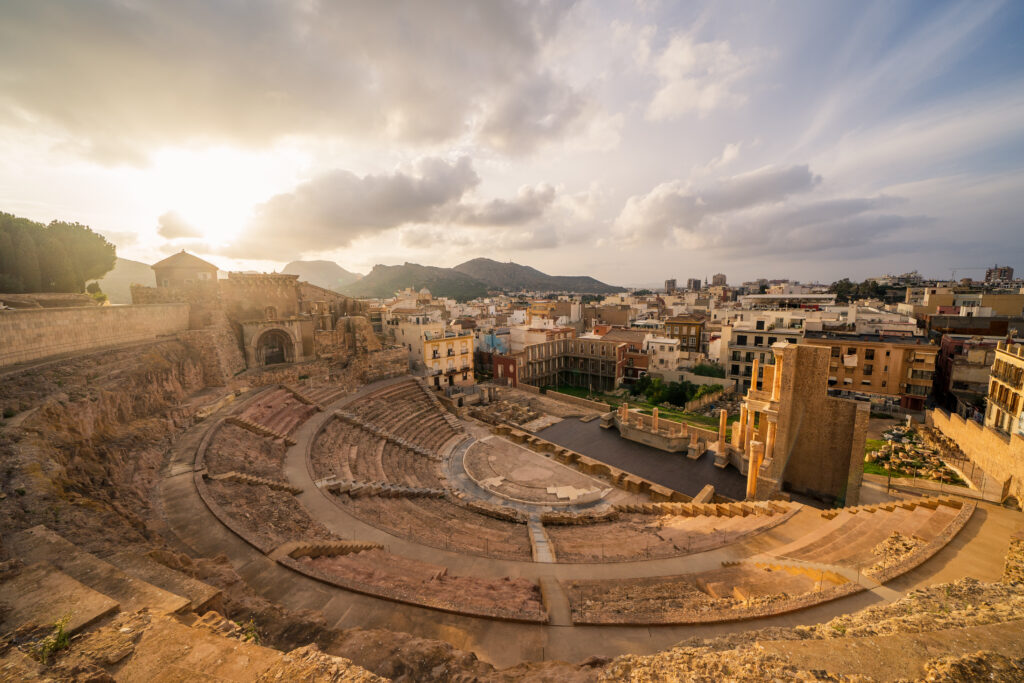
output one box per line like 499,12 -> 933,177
646,35 -> 753,120
229,156 -> 479,259
480,74 -> 594,155
616,164 -> 821,242
448,185 -> 556,226
0,0 -> 587,162
156,210 -> 201,239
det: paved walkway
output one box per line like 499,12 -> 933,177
157,377 -> 1024,669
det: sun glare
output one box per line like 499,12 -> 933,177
142,146 -> 303,246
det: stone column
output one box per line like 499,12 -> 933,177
746,440 -> 765,499
751,358 -> 760,392
771,355 -> 784,401
738,405 -> 748,446
765,421 -> 777,464
652,407 -> 659,433
744,410 -> 754,455
718,408 -> 728,454
620,402 -> 628,421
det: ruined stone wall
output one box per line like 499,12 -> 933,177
177,312 -> 246,386
766,344 -> 868,505
928,408 -> 1024,503
0,304 -> 190,368
130,282 -> 221,329
1004,530 -> 1024,583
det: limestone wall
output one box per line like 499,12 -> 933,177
928,408 -> 1024,503
1004,529 -> 1024,583
682,384 -> 733,413
542,389 -> 612,413
0,304 -> 190,368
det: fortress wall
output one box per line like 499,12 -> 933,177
928,408 -> 1024,502
0,304 -> 189,368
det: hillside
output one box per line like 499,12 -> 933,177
282,259 -> 361,291
341,262 -> 490,301
453,257 -> 622,293
89,257 -> 153,304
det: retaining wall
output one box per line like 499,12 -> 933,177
928,408 -> 1024,503
0,303 -> 190,368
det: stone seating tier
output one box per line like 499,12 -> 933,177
206,422 -> 287,480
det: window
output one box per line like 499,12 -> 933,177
736,335 -> 748,346
731,364 -> 740,375
863,364 -> 873,376
831,347 -> 840,357
787,338 -> 797,344
847,347 -> 856,355
865,349 -> 875,360
768,337 -> 777,345
754,336 -> 764,346
689,336 -> 696,346
755,320 -> 765,330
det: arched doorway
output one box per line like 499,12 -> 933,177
256,329 -> 294,365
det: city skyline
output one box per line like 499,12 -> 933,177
1,0 -> 1022,285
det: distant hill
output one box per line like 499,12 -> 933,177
89,257 -> 153,304
453,257 -> 623,293
341,263 -> 489,301
282,260 -> 361,291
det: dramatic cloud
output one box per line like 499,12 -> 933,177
480,74 -> 592,154
0,0 -> 592,162
448,185 -> 556,226
616,164 -> 821,242
647,35 -> 753,120
231,156 -> 479,258
156,211 -> 201,239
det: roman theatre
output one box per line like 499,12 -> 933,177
161,374 -> 987,666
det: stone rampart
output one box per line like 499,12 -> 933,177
928,409 -> 1024,503
0,304 -> 190,368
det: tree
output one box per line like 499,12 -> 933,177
12,229 -> 41,292
0,212 -> 116,293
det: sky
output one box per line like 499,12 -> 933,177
1,0 -> 1022,288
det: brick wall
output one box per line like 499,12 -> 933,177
928,408 -> 1024,503
0,304 -> 190,368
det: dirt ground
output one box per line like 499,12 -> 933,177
302,550 -> 544,619
206,479 -> 338,549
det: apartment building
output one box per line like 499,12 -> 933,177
664,314 -> 706,353
935,334 -> 1011,419
598,327 -> 648,384
721,318 -> 804,392
803,332 -> 937,411
513,336 -> 626,392
422,328 -> 475,388
985,341 -> 1024,436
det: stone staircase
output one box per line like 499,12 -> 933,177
225,415 -> 296,446
283,384 -> 325,411
0,526 -> 379,681
205,470 -> 303,495
317,476 -> 446,499
820,496 -> 962,520
336,410 -> 442,461
413,377 -> 464,432
615,500 -> 792,517
271,540 -> 384,560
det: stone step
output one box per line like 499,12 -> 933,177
225,415 -> 296,446
0,561 -> 119,635
9,526 -> 191,615
107,551 -> 223,613
283,384 -> 324,410
205,470 -> 303,494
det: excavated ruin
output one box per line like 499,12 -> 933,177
2,340 -> 1023,681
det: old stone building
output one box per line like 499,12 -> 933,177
735,342 -> 868,505
130,252 -> 382,384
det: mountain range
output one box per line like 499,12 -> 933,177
338,257 -> 623,301
282,260 -> 362,291
90,257 -> 154,304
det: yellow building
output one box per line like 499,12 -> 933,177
803,332 -> 937,411
423,329 -> 475,389
986,341 -> 1024,436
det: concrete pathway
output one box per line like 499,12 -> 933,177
157,377 -> 1024,669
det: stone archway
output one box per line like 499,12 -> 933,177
255,328 -> 295,365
